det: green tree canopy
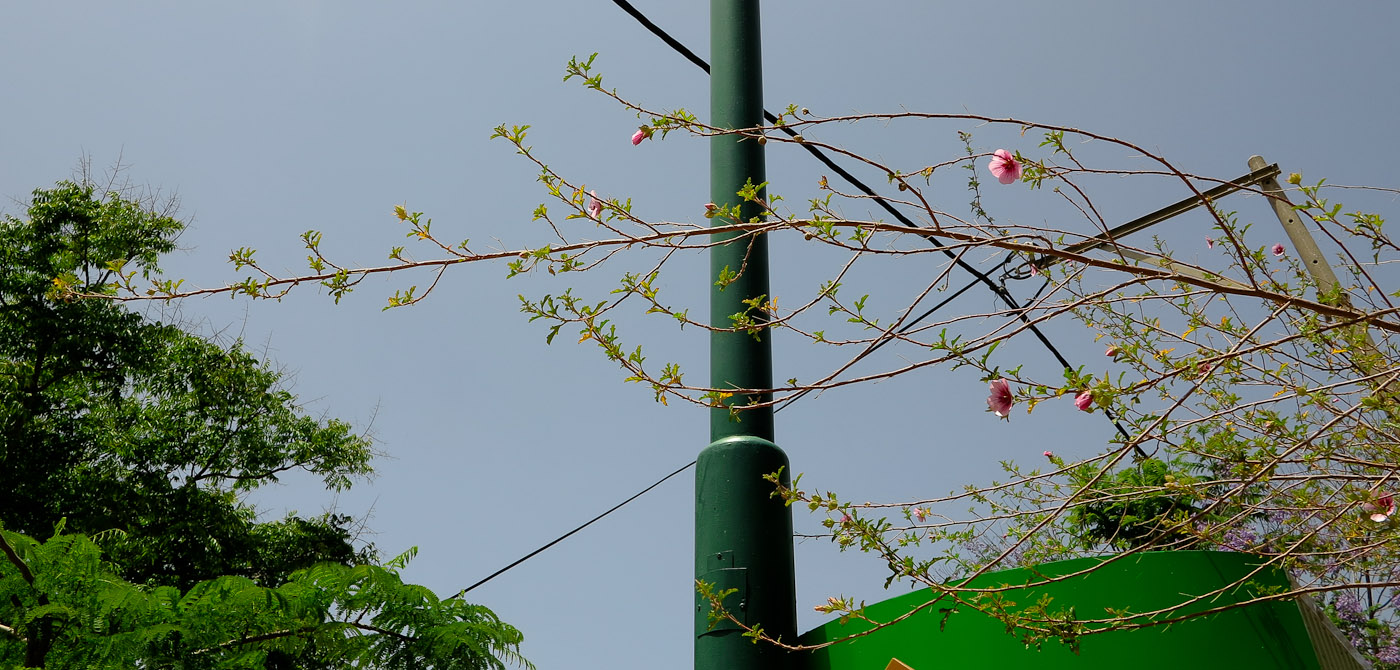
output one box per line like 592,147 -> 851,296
0,180 -> 373,590
0,181 -> 528,668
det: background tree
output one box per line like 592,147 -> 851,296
0,530 -> 529,669
0,180 -> 530,668
1,179 -> 372,591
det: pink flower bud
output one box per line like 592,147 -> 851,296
1363,493 -> 1395,523
586,190 -> 603,220
1043,450 -> 1055,459
631,127 -> 649,146
1074,391 -> 1093,412
1105,344 -> 1120,358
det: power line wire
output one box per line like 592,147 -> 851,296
451,459 -> 696,598
610,0 -> 709,73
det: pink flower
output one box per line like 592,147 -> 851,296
1043,450 -> 1055,459
1205,236 -> 1215,249
987,379 -> 1013,419
1363,494 -> 1395,523
631,127 -> 650,146
840,513 -> 852,525
1271,243 -> 1285,257
987,149 -> 1022,185
1074,391 -> 1093,412
586,190 -> 603,220
1105,344 -> 1120,358
911,507 -> 927,523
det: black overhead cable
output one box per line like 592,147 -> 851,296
610,0 -> 1136,445
451,459 -> 695,598
610,0 -> 710,73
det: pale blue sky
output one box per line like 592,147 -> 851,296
2,3 -> 1398,667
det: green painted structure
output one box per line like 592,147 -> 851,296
697,2 -> 796,670
798,551 -> 1365,670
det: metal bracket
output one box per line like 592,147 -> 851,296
696,551 -> 747,636
1249,155 -> 1382,371
696,566 -> 748,635
1032,162 -> 1281,272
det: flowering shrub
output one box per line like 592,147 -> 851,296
86,53 -> 1400,665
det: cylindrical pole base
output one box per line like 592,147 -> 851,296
695,435 -> 795,670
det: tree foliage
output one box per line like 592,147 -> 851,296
0,180 -> 374,591
0,532 -> 527,669
0,181 -> 529,668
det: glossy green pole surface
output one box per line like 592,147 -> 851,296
696,2 -> 796,669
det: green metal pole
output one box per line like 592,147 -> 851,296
696,2 -> 795,669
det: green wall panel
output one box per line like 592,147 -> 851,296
799,551 -> 1319,670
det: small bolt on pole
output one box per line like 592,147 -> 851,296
695,1 -> 796,670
